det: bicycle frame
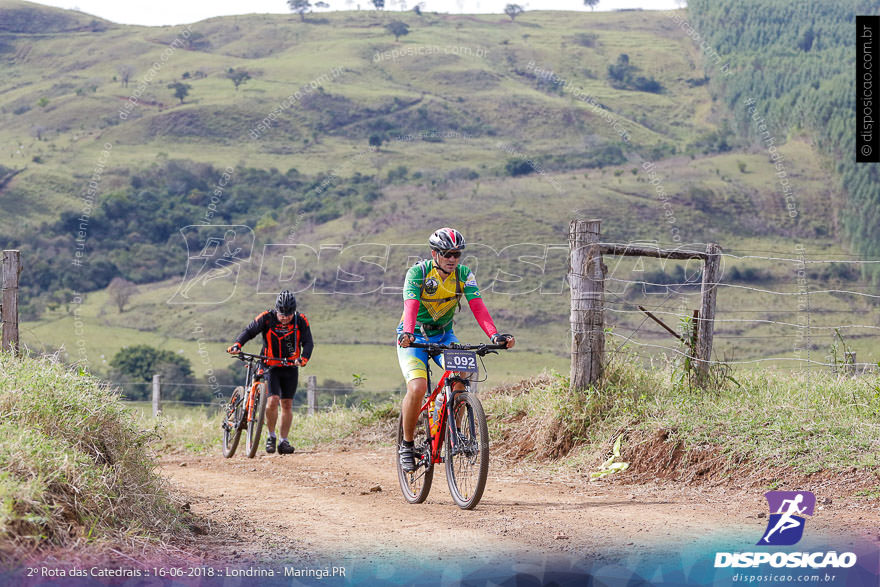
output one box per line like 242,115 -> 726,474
397,340 -> 507,508
224,351 -> 300,458
233,352 -> 296,425
413,342 -> 504,464
420,366 -> 467,465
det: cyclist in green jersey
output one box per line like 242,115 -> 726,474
396,228 -> 514,471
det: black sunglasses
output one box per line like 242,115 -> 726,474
437,250 -> 462,259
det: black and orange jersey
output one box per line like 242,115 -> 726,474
235,310 -> 314,367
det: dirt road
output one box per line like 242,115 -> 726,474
161,443 -> 880,578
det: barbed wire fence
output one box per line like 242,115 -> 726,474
110,228 -> 880,410
591,239 -> 880,376
116,380 -> 400,412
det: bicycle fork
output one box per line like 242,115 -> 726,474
223,393 -> 242,431
246,386 -> 257,423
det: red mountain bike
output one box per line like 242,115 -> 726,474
222,352 -> 296,459
396,341 -> 507,510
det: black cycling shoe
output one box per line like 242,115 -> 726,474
398,443 -> 416,472
278,440 -> 295,455
265,436 -> 276,454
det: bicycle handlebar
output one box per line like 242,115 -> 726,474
230,352 -> 300,366
407,342 -> 509,356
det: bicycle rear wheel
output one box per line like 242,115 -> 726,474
445,391 -> 489,510
222,386 -> 245,458
396,410 -> 434,504
245,382 -> 268,458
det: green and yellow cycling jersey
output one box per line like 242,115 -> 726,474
400,260 -> 482,334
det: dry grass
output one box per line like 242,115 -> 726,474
483,361 -> 880,478
0,353 -> 191,564
148,399 -> 401,455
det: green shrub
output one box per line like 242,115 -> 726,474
573,32 -> 598,47
505,159 -> 534,177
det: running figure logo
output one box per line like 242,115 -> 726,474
168,225 -> 254,305
758,491 -> 815,546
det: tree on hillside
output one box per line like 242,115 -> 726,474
372,0 -> 385,9
583,0 -> 600,10
607,53 -> 631,82
45,288 -> 75,312
413,3 -> 423,15
385,20 -> 409,41
505,4 -> 524,21
116,346 -> 188,382
110,345 -> 197,402
797,26 -> 815,52
505,159 -> 533,177
167,82 -> 191,104
226,67 -> 251,91
183,31 -> 211,51
607,53 -> 663,93
117,64 -> 134,88
368,134 -> 384,148
107,277 -> 137,313
288,0 -> 312,21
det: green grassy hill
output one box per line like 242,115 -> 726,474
2,1 -> 874,392
2,5 -> 713,207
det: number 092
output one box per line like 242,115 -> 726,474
443,351 -> 477,373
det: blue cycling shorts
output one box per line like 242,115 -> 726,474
396,326 -> 458,382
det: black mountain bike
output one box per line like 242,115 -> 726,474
222,352 -> 295,458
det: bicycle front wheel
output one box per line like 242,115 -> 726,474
396,411 -> 434,504
222,386 -> 245,458
245,382 -> 268,458
445,391 -> 489,510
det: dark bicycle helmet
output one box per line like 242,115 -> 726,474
428,227 -> 466,252
275,290 -> 297,314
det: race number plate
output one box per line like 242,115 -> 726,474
442,350 -> 478,374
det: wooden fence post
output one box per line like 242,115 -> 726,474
695,243 -> 720,383
1,250 -> 21,355
569,219 -> 605,391
152,374 -> 161,417
307,375 -> 316,416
